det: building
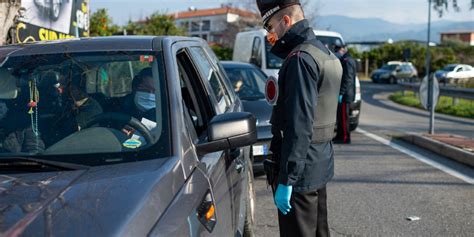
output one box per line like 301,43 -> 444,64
172,6 -> 259,47
440,30 -> 474,46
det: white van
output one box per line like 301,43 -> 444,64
232,29 -> 361,130
233,29 -> 345,78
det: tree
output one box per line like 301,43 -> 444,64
89,8 -> 120,36
125,13 -> 185,36
433,0 -> 474,16
0,0 -> 22,45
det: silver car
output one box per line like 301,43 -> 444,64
0,36 -> 257,236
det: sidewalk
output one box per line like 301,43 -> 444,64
399,133 -> 474,168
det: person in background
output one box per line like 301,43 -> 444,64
333,42 -> 356,144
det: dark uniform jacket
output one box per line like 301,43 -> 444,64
339,52 -> 356,103
269,20 -> 337,193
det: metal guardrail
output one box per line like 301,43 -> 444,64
398,82 -> 474,101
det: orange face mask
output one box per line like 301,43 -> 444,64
267,32 -> 278,46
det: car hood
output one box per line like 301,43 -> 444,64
372,69 -> 392,75
242,99 -> 271,123
0,157 -> 183,237
242,99 -> 272,140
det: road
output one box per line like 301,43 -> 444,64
359,81 -> 474,139
253,81 -> 474,236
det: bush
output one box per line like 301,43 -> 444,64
355,41 -> 471,78
389,91 -> 474,119
210,46 -> 233,61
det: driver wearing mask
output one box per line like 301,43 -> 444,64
122,68 -> 158,145
132,68 -> 157,121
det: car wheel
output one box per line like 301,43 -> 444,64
350,122 -> 359,131
243,159 -> 256,237
389,76 -> 397,84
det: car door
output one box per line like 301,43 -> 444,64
172,43 -> 234,235
203,44 -> 250,232
188,45 -> 248,233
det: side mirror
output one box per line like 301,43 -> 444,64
196,112 -> 257,156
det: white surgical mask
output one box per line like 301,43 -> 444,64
134,91 -> 156,112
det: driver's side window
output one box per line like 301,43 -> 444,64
177,49 -> 214,142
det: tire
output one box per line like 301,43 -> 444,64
350,121 -> 359,131
389,76 -> 397,84
243,159 -> 256,237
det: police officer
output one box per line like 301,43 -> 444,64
333,43 -> 356,144
257,1 -> 342,236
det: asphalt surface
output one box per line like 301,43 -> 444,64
253,81 -> 474,236
359,81 -> 474,139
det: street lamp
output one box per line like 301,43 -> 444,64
426,0 -> 435,134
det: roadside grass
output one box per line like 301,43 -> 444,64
389,91 -> 474,119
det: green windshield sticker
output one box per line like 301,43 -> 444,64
123,139 -> 142,149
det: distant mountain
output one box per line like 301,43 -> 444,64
314,15 -> 474,43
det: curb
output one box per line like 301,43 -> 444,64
399,134 -> 474,168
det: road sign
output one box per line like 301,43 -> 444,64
265,76 -> 278,106
419,75 -> 439,110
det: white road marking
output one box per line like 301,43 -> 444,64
357,128 -> 474,185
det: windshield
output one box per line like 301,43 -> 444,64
224,66 -> 267,100
442,65 -> 457,71
315,35 -> 345,51
0,51 -> 170,165
265,39 -> 283,69
381,64 -> 398,71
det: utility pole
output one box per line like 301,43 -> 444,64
426,0 -> 435,134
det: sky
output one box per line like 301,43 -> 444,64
90,0 -> 474,26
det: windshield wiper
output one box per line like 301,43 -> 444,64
0,156 -> 89,171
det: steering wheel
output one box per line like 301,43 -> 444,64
83,112 -> 154,145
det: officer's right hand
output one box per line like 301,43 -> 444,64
274,184 -> 293,215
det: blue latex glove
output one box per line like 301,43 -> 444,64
338,95 -> 343,103
274,184 -> 293,215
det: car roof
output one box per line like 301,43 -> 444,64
387,61 -> 413,65
0,36 -> 201,61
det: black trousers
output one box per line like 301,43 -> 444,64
334,102 -> 351,144
278,187 -> 330,237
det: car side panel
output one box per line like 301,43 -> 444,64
203,45 -> 249,233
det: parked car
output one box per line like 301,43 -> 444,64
0,36 -> 257,236
221,61 -> 272,170
233,29 -> 361,131
435,64 -> 474,83
371,61 -> 418,84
